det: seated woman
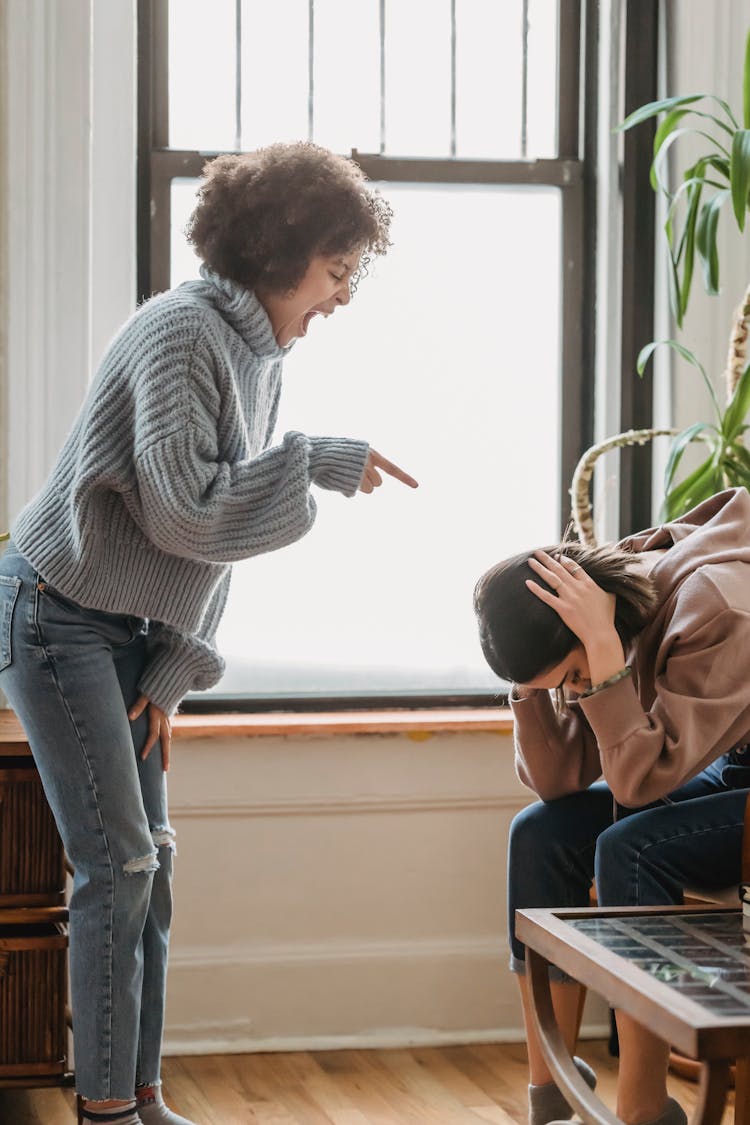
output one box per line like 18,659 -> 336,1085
473,487 -> 750,1125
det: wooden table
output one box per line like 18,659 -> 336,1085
517,905 -> 750,1125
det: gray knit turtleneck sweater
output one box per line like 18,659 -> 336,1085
12,267 -> 369,714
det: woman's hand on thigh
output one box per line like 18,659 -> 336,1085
129,694 -> 172,771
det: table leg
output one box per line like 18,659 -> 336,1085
735,1057 -> 750,1125
527,946 -> 620,1125
526,949 -> 731,1125
692,1061 -> 732,1125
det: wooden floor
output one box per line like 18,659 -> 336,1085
0,1040 -> 736,1125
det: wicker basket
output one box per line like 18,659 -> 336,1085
0,761 -> 65,907
0,914 -> 68,1078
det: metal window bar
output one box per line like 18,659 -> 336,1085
308,0 -> 314,141
450,0 -> 457,157
379,0 -> 386,154
557,0 -> 580,158
234,0 -> 242,151
521,0 -> 529,157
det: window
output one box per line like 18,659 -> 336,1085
138,1 -> 650,707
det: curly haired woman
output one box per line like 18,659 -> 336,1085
0,141 -> 417,1125
474,488 -> 750,1125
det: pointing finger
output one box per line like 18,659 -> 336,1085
369,450 -> 419,489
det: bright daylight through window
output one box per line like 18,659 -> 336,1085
157,0 -> 569,702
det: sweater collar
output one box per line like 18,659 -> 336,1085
199,266 -> 287,359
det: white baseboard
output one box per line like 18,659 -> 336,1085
164,936 -> 610,1056
163,1022 -> 612,1056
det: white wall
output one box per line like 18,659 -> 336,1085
164,729 -> 583,1052
2,0 -> 136,520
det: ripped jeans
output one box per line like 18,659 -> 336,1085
0,543 -> 174,1101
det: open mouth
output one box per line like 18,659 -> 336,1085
301,310 -> 319,336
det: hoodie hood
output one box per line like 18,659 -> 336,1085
618,489 -> 750,604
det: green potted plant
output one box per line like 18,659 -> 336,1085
572,32 -> 750,537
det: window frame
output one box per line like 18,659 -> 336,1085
136,0 -> 657,711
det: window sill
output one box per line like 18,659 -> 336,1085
171,708 -> 514,740
0,707 -> 514,749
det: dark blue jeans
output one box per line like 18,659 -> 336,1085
508,759 -> 750,981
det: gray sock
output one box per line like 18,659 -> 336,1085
641,1098 -> 687,1125
528,1055 -> 598,1125
136,1085 -> 197,1125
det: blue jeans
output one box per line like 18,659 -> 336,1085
0,543 -> 174,1100
508,762 -> 750,982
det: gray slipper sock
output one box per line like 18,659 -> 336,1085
136,1086 -> 196,1125
639,1097 -> 687,1125
528,1055 -> 598,1125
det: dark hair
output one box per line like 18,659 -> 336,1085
186,141 -> 392,294
473,541 -> 658,685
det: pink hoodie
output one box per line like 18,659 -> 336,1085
511,489 -> 750,807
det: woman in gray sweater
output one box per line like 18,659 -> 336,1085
0,142 -> 416,1125
474,488 -> 750,1125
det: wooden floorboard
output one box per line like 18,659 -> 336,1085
0,1040 -> 736,1124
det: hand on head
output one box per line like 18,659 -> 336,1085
526,550 -> 626,686
359,448 -> 419,493
526,550 -> 616,648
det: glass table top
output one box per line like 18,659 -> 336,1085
568,911 -> 750,1017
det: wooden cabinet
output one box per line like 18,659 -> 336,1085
0,713 -> 71,1089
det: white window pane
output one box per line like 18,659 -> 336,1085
168,1 -> 560,161
174,184 -> 561,697
455,0 -> 524,159
526,0 -> 559,157
384,0 -> 452,157
312,0 -> 381,154
240,0 -> 309,149
169,0 -> 236,151
171,180 -> 202,287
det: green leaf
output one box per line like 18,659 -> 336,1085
663,455 -> 718,519
637,338 -> 722,422
650,132 -> 728,196
720,454 -> 750,489
722,362 -> 750,439
695,189 -> 729,293
619,94 -> 738,133
731,129 -> 750,229
663,422 -> 718,494
652,109 -> 689,160
665,178 -> 728,254
744,28 -> 750,128
727,440 -> 750,472
619,94 -> 705,132
665,250 -> 682,325
671,160 -> 709,260
706,155 -> 731,179
679,179 -> 704,318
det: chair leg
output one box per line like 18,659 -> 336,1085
77,1093 -> 84,1124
